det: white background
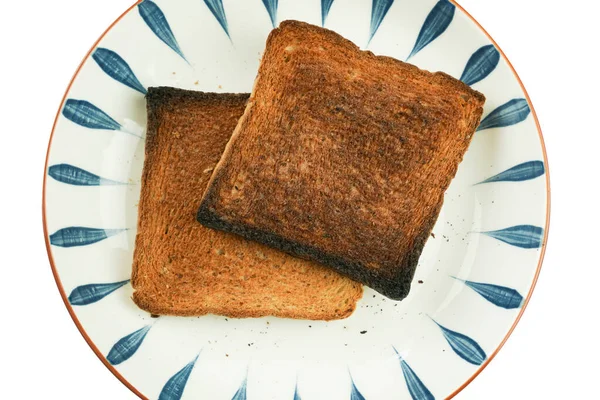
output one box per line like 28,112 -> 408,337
0,0 -> 597,398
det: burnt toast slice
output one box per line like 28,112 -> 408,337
132,87 -> 363,319
197,21 -> 485,300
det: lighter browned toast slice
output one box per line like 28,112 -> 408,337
131,87 -> 363,319
197,21 -> 485,300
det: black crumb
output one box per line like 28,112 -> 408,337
418,280 -> 424,284
431,233 -> 436,239
360,330 -> 367,334
150,314 -> 160,318
226,354 -> 229,357
248,343 -> 254,347
308,325 -> 312,328
225,318 -> 228,321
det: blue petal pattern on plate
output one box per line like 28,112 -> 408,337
50,227 -> 126,248
408,0 -> 455,60
138,0 -> 187,62
453,277 -> 524,309
231,374 -> 247,400
369,0 -> 394,44
204,0 -> 230,38
159,354 -> 199,400
350,373 -> 366,400
321,0 -> 335,26
477,161 -> 545,184
482,225 -> 544,249
432,320 -> 487,366
48,164 -> 125,186
401,359 -> 435,400
460,45 -> 500,86
393,347 -> 434,400
294,381 -> 302,400
68,280 -> 130,306
63,99 -> 121,131
262,0 -> 278,27
92,48 -> 147,94
107,325 -> 152,366
477,98 -> 531,131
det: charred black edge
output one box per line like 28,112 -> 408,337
146,86 -> 250,106
197,198 -> 441,300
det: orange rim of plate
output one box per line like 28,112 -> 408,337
41,1 -> 551,399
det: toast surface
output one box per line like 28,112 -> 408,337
197,21 -> 485,300
132,87 -> 362,319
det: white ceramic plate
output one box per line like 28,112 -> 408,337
43,1 -> 549,399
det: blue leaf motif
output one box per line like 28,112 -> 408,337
261,0 -> 278,28
432,320 -> 487,366
204,0 -> 230,38
48,164 -> 125,186
369,0 -> 394,44
138,0 -> 187,62
92,48 -> 147,94
460,45 -> 500,86
400,360 -> 435,400
350,374 -> 366,400
63,99 -> 121,131
477,161 -> 545,184
408,0 -> 455,60
231,375 -> 247,400
68,280 -> 130,306
294,381 -> 302,400
50,227 -> 126,248
321,0 -> 335,26
453,278 -> 524,309
477,99 -> 531,131
159,355 -> 199,400
107,325 -> 152,365
392,348 -> 434,400
482,225 -> 543,249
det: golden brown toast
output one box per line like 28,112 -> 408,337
197,21 -> 485,300
131,87 -> 363,319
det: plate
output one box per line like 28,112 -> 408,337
43,1 -> 549,399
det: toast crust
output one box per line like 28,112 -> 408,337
198,21 -> 485,300
132,87 -> 363,319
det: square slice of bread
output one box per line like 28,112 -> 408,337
131,87 -> 363,319
197,21 -> 485,300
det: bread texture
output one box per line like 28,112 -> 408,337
131,87 -> 363,319
197,21 -> 485,300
